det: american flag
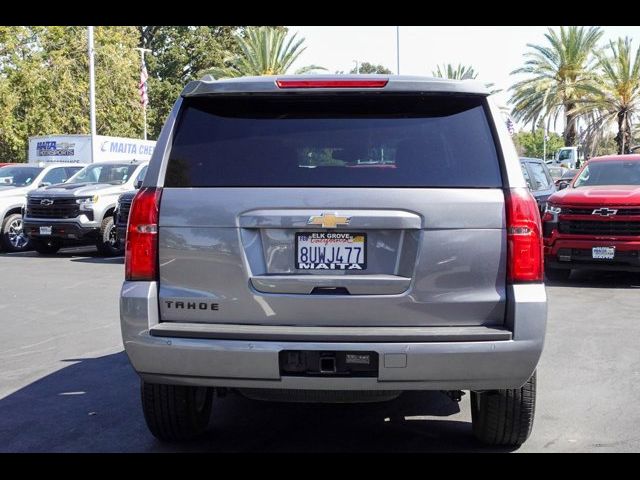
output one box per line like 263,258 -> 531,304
506,116 -> 515,136
139,59 -> 149,107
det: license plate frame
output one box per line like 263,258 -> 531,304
592,246 -> 615,260
295,232 -> 367,270
39,226 -> 52,236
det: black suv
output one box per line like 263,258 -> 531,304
114,190 -> 136,246
519,157 -> 556,212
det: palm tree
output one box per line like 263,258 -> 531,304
573,37 -> 640,154
432,63 -> 501,94
202,27 -> 325,78
432,63 -> 478,80
509,26 -> 603,147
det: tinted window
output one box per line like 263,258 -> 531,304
0,166 -> 43,187
528,163 -> 551,190
558,150 -> 573,161
562,169 -> 579,180
42,167 -> 69,185
166,95 -> 502,188
574,160 -> 640,187
135,165 -> 148,184
68,163 -> 138,185
520,163 -> 533,190
65,167 -> 83,179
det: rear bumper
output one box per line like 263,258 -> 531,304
120,282 -> 546,391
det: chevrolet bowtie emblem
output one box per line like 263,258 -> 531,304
592,207 -> 618,217
307,213 -> 351,228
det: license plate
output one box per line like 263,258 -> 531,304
39,226 -> 52,235
295,232 -> 366,270
592,247 -> 615,259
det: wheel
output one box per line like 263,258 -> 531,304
471,371 -> 536,447
31,238 -> 62,255
545,266 -> 571,282
141,381 -> 213,442
0,213 -> 31,252
95,216 -> 123,257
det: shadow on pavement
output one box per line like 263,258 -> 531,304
546,269 -> 640,289
0,351 -> 514,453
70,256 -> 124,264
0,246 -> 97,259
0,247 -> 124,264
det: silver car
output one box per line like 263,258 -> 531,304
120,75 -> 546,446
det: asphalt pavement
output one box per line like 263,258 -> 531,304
1,247 -> 639,452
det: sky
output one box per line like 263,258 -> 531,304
287,26 -> 640,131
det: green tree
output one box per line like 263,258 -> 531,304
350,62 -> 392,74
593,133 -> 618,156
137,26 -> 244,139
573,37 -> 640,154
509,26 -> 604,147
0,26 -> 143,161
202,26 -> 325,79
513,125 -> 564,159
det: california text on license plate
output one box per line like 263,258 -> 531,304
592,246 -> 615,259
295,232 -> 366,270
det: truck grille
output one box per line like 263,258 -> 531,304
116,199 -> 132,226
564,207 -> 640,216
27,197 -> 80,219
559,220 -> 640,236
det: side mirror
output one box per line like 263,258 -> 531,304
39,182 -> 51,188
135,180 -> 143,189
558,182 -> 569,190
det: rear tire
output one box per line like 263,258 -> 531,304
545,266 -> 571,282
0,213 -> 31,252
141,381 -> 213,442
95,216 -> 123,257
31,238 -> 62,255
471,371 -> 536,447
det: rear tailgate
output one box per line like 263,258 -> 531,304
157,93 -> 506,328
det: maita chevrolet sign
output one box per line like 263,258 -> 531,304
100,138 -> 155,157
28,134 -> 156,164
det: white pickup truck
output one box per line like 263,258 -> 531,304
0,164 -> 84,252
23,160 -> 147,255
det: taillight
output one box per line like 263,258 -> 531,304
276,79 -> 388,89
505,187 -> 543,283
125,187 -> 162,281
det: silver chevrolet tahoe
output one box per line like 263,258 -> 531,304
24,160 -> 148,255
120,75 -> 547,446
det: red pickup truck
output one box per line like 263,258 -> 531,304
542,154 -> 640,280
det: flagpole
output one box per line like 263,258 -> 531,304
88,27 -> 97,162
396,26 -> 400,75
135,47 -> 151,140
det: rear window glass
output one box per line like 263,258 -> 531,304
165,95 -> 502,188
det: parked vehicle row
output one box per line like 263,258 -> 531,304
0,161 -> 146,255
23,160 -> 147,255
